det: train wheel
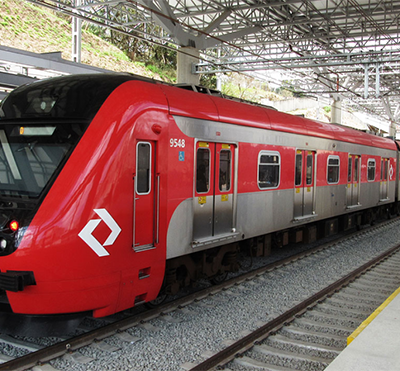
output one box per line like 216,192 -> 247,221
210,272 -> 228,285
145,293 -> 168,308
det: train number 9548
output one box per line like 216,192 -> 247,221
170,138 -> 186,148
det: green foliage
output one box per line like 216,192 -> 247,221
85,21 -> 177,82
323,106 -> 332,113
200,74 -> 217,89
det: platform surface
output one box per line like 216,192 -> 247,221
325,291 -> 400,371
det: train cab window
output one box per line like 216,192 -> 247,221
327,156 -> 340,184
368,159 -> 376,181
219,150 -> 231,192
196,148 -> 210,193
258,151 -> 280,189
136,142 -> 151,194
295,153 -> 302,186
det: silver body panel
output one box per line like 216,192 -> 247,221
192,195 -> 213,240
214,194 -> 234,235
346,182 -> 360,206
192,193 -> 235,240
166,116 -> 397,259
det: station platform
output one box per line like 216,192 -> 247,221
325,287 -> 400,371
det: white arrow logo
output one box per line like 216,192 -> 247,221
78,209 -> 121,257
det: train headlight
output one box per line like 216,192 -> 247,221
0,239 -> 7,251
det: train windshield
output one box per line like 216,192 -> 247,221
0,123 -> 81,199
0,73 -> 139,200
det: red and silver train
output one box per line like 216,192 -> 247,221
0,73 -> 398,334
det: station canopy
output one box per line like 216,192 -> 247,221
26,0 -> 400,124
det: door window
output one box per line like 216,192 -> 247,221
219,150 -> 231,192
196,148 -> 210,193
354,156 -> 359,181
306,153 -> 313,185
295,153 -> 302,186
136,142 -> 151,194
348,157 -> 352,182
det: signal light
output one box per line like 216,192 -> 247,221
9,220 -> 19,232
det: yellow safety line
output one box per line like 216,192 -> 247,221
347,286 -> 400,345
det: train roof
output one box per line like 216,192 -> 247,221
0,73 -> 396,151
159,84 -> 396,151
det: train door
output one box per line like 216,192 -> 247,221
294,150 -> 316,219
193,141 -> 235,241
380,158 -> 389,200
133,141 -> 157,251
347,155 -> 360,207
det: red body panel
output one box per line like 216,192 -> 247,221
2,81 -> 172,316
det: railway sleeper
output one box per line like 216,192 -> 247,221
252,344 -> 330,365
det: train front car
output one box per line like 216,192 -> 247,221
0,74 -> 167,335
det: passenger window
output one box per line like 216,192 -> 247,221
196,148 -> 210,193
136,142 -> 151,194
219,150 -> 231,192
295,153 -> 302,186
327,156 -> 340,184
258,151 -> 280,189
368,159 -> 376,181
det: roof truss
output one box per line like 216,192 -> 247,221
25,0 -> 400,123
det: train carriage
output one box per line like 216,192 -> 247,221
0,73 -> 397,334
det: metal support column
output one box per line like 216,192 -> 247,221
375,64 -> 380,98
177,46 -> 200,85
331,98 -> 342,124
364,65 -> 369,99
72,0 -> 82,63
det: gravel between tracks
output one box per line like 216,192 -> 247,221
45,220 -> 400,371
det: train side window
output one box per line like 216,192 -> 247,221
368,159 -> 376,181
136,142 -> 151,194
196,148 -> 210,193
327,156 -> 340,184
258,151 -> 280,189
219,150 -> 231,192
295,153 -> 302,186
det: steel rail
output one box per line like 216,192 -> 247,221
190,242 -> 400,370
0,220 -> 396,371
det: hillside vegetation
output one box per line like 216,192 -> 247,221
0,0 -> 164,79
0,0 -> 302,106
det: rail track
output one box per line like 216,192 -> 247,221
0,218 -> 399,371
191,240 -> 400,370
